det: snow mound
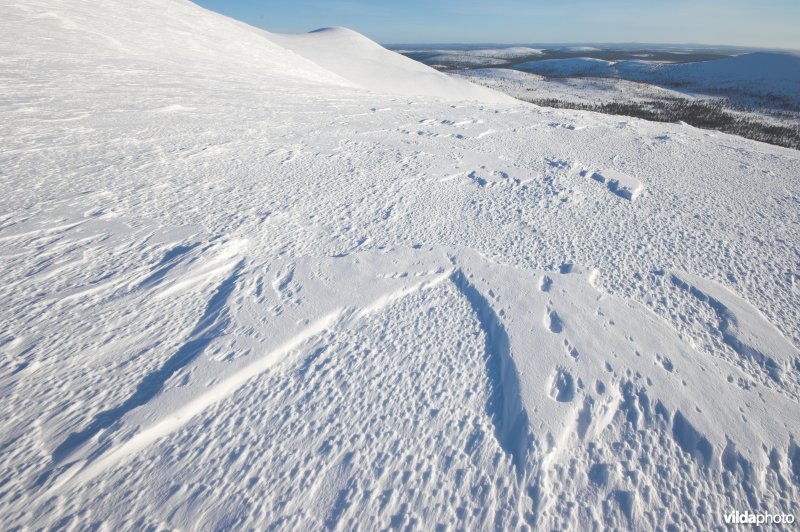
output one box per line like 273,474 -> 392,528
269,27 -> 516,103
4,1 -> 511,104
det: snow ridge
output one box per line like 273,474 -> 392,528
450,268 -> 530,475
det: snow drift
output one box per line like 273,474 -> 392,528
1,0 -> 799,530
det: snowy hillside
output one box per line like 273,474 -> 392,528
626,51 -> 800,104
269,28 -> 514,103
1,0 -> 799,530
515,51 -> 800,105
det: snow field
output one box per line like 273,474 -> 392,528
1,0 -> 799,529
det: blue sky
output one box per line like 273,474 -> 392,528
193,0 -> 800,49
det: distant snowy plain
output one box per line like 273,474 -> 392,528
1,1 -> 799,530
400,45 -> 800,143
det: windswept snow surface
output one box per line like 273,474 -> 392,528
2,0 -> 800,530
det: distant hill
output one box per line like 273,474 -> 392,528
515,51 -> 800,105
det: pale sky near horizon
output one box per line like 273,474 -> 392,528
193,0 -> 800,50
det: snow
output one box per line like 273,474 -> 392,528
1,0 -> 799,530
426,53 -> 510,67
462,47 -> 545,58
456,67 -> 707,105
585,168 -> 644,201
514,51 -> 800,105
621,52 -> 800,105
561,46 -> 603,52
269,28 -> 515,103
393,47 -> 545,69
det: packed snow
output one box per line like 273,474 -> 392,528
1,0 -> 799,530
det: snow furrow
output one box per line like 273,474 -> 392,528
449,268 -> 530,476
47,267 -> 453,494
1,0 -> 799,528
51,259 -> 246,465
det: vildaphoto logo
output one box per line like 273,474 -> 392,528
723,510 -> 795,526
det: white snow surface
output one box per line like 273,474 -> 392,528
269,28 -> 515,103
1,0 -> 800,530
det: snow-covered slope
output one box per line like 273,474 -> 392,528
1,0 -> 799,530
0,0 -> 508,104
269,27 -> 515,103
624,51 -> 800,104
0,0 -> 352,87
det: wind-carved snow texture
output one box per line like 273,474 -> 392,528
449,268 -> 529,475
1,0 -> 799,530
671,271 -> 798,384
51,259 -> 244,465
584,168 -> 645,201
